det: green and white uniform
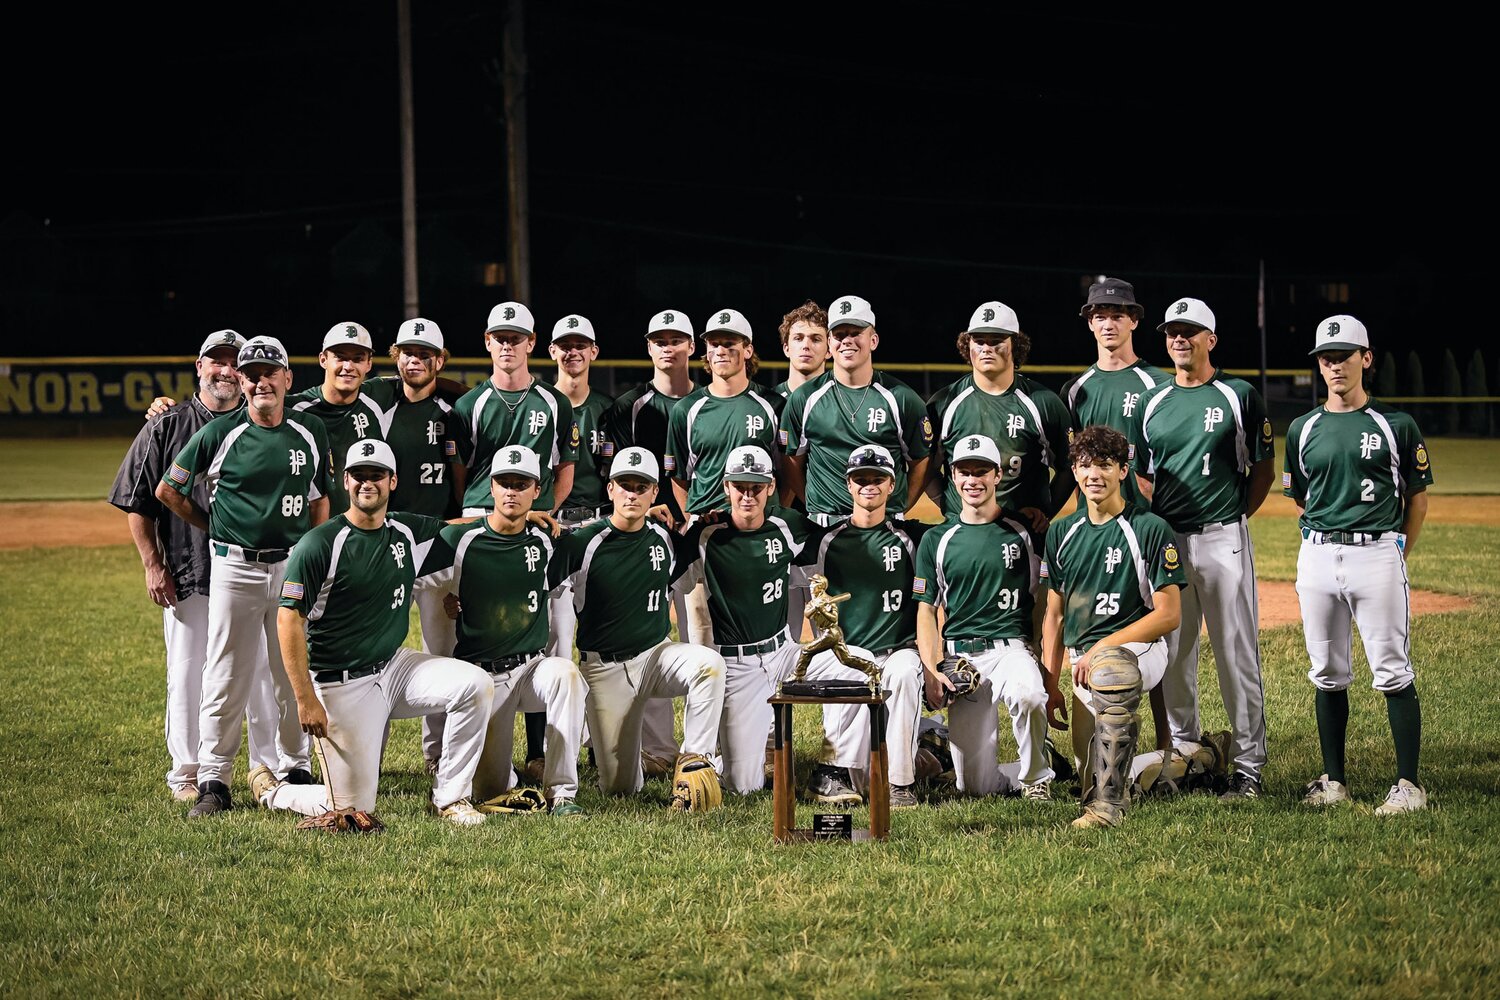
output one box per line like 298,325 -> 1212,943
1060,360 -> 1170,506
551,518 -> 725,794
914,514 -> 1052,794
665,385 -> 784,514
422,520 -> 585,803
926,373 -> 1071,519
603,382 -> 686,521
453,377 -> 577,514
558,390 -> 614,522
1285,400 -> 1431,693
261,512 -> 493,816
289,386 -> 391,514
1137,371 -> 1274,777
782,371 -> 932,520
362,378 -> 461,520
164,408 -> 332,790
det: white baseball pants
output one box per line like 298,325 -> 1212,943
946,639 -> 1053,794
473,654 -> 586,803
1296,536 -> 1414,692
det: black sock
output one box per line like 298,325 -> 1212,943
1315,688 -> 1349,784
1385,684 -> 1422,784
524,711 -> 547,761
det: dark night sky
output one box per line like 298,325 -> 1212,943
4,4 -> 1486,372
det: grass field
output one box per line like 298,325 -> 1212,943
3,438 -> 1499,996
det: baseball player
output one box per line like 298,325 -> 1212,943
453,302 -> 577,517
420,446 -> 587,817
666,308 -> 786,647
250,440 -> 495,826
288,322 -> 393,515
1136,297 -> 1276,799
549,447 -> 727,797
1040,425 -> 1190,827
549,313 -> 615,532
925,301 -> 1072,533
110,329 -> 286,800
678,445 -> 871,795
772,299 -> 830,399
1286,315 -> 1431,815
154,336 -> 327,818
797,444 -> 927,808
914,434 -> 1053,799
782,294 -> 933,525
1061,277 -> 1173,749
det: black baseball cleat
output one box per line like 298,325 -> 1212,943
282,768 -> 316,785
1219,771 -> 1263,801
186,780 -> 232,819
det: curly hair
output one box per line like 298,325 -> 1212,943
1069,424 -> 1131,468
388,343 -> 451,364
700,345 -> 760,379
778,300 -> 829,347
956,330 -> 1031,368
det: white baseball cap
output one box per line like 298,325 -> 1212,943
486,302 -> 536,336
237,336 -> 290,370
967,301 -> 1021,336
609,447 -> 660,484
949,433 -> 1002,469
344,439 -> 397,475
551,314 -> 597,343
828,295 -> 876,330
846,444 -> 897,478
1310,315 -> 1370,354
198,329 -> 246,358
490,444 -> 542,481
395,318 -> 444,352
323,322 -> 374,352
648,309 -> 694,338
1158,298 -> 1216,334
723,445 -> 774,483
703,308 -> 753,342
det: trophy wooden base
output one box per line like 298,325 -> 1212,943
769,691 -> 889,843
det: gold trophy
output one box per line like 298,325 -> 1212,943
789,574 -> 880,695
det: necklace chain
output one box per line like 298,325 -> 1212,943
495,377 -> 534,415
833,378 -> 873,430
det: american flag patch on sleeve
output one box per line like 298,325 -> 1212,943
1282,472 -> 1292,489
281,582 -> 305,600
778,429 -> 788,447
912,577 -> 927,596
663,455 -> 676,472
168,464 -> 190,485
1039,561 -> 1050,580
444,441 -> 457,457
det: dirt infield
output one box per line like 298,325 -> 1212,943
6,496 -> 1481,627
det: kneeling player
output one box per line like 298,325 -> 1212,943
254,441 -> 495,826
1042,426 -> 1205,828
915,434 -> 1053,799
422,446 -> 587,817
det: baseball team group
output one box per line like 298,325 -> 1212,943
109,276 -> 1432,831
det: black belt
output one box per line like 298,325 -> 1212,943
557,505 -> 600,523
948,637 -> 1024,655
717,632 -> 789,658
1303,529 -> 1386,546
585,643 -> 655,662
213,542 -> 289,563
1178,517 -> 1240,535
313,662 -> 386,685
476,649 -> 543,674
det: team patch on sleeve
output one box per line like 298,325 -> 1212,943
1415,443 -> 1430,471
1282,471 -> 1292,490
281,581 -> 306,601
569,423 -> 581,448
168,464 -> 190,485
444,440 -> 457,457
1261,418 -> 1273,444
1162,543 -> 1181,572
912,577 -> 928,596
920,415 -> 933,444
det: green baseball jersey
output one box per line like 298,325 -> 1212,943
289,386 -> 392,514
453,377 -> 578,512
1059,361 -> 1170,506
913,515 -> 1039,641
1136,372 -> 1275,531
421,520 -> 555,661
560,390 -> 614,512
550,518 -> 694,657
361,379 -> 462,519
1283,400 -> 1433,534
279,511 -> 445,673
681,512 -> 810,645
782,372 -> 933,516
604,382 -> 689,520
665,385 -> 785,514
927,373 -> 1072,517
1042,502 -> 1186,649
800,518 -> 930,652
164,409 -> 332,550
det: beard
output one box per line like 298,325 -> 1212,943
202,374 -> 240,405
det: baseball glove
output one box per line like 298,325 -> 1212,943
295,807 -> 386,834
914,721 -> 956,786
476,788 -> 547,814
924,655 -> 979,710
668,753 -> 722,812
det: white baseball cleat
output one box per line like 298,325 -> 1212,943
1301,774 -> 1351,807
171,782 -> 200,803
1021,778 -> 1052,802
248,764 -> 283,806
434,798 -> 488,827
1374,779 -> 1428,816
